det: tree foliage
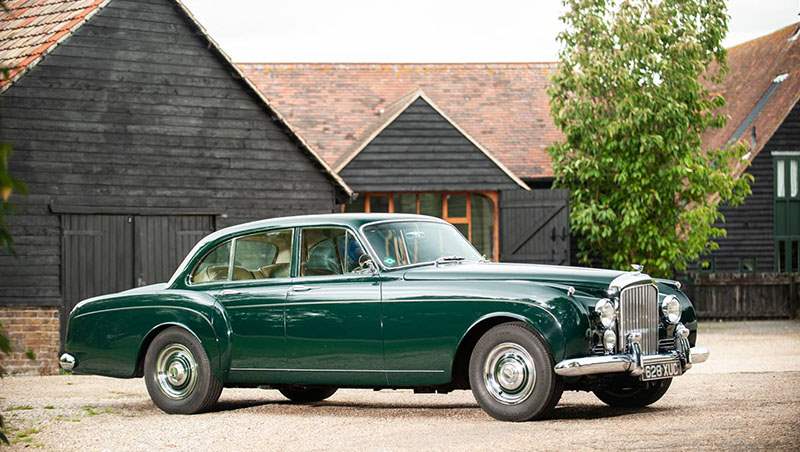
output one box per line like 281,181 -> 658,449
548,0 -> 753,276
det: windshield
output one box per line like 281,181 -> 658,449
362,221 -> 482,268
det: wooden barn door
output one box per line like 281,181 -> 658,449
499,190 -> 570,265
134,216 -> 214,287
61,214 -> 215,340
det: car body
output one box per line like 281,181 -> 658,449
61,213 -> 708,421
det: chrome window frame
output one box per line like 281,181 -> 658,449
358,218 -> 482,271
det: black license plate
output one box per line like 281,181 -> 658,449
641,361 -> 681,381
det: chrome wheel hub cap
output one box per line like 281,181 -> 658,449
483,342 -> 536,405
155,344 -> 198,400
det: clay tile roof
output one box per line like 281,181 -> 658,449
703,22 -> 800,174
239,63 -> 563,180
0,0 -> 109,92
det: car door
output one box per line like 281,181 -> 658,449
283,226 -> 385,386
189,228 -> 294,381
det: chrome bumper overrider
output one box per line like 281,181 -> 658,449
59,353 -> 76,371
554,346 -> 709,377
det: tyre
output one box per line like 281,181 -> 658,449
278,385 -> 338,403
144,327 -> 223,414
593,378 -> 672,408
469,322 -> 563,421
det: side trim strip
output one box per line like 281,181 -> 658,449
229,368 -> 445,373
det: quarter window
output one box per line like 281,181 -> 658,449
299,228 -> 369,277
191,241 -> 232,284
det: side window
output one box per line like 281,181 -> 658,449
232,229 -> 293,281
191,241 -> 232,284
300,228 -> 369,277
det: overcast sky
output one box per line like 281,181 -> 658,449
181,0 -> 799,63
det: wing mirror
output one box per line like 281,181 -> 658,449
358,254 -> 379,274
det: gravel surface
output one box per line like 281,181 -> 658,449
1,320 -> 799,451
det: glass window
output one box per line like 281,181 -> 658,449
447,194 -> 468,218
363,221 -> 482,268
791,161 -> 798,197
344,196 -> 365,213
370,195 -> 390,213
471,194 -> 494,258
300,228 -> 370,276
419,193 -> 442,217
777,160 -> 786,198
395,193 -> 417,213
191,241 -> 231,284
232,229 -> 293,281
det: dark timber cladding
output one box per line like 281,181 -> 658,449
0,0 -> 340,307
340,98 -> 522,192
710,102 -> 799,272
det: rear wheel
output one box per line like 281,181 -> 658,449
278,385 -> 338,403
469,322 -> 563,421
144,327 -> 222,414
593,378 -> 672,408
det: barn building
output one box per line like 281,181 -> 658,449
0,0 -> 350,374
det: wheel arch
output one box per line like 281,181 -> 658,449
134,322 -> 207,378
450,310 -> 564,390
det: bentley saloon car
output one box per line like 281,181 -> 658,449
60,213 -> 708,421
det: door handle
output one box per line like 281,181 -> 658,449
290,285 -> 314,292
220,289 -> 241,296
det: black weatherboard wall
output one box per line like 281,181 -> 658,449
340,98 -> 521,192
706,101 -> 799,272
0,0 -> 339,311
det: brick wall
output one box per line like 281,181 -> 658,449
0,307 -> 60,375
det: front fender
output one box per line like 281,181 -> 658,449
65,290 -> 231,380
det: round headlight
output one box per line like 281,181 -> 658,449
661,295 -> 681,324
595,298 -> 616,328
602,329 -> 617,352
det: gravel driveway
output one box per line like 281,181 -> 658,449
2,320 -> 799,451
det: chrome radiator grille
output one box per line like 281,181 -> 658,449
619,284 -> 659,355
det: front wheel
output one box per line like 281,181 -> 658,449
144,327 -> 223,414
469,322 -> 563,421
278,385 -> 338,403
593,378 -> 672,408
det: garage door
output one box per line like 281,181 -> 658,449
61,214 -> 215,329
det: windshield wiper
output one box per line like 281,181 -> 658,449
434,256 -> 465,266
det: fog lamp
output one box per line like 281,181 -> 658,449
662,295 -> 681,324
603,329 -> 617,352
595,298 -> 616,328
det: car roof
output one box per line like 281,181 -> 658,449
211,213 -> 444,241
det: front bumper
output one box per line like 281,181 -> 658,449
554,346 -> 709,377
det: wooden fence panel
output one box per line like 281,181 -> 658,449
681,273 -> 799,319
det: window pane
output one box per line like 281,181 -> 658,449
370,195 -> 390,213
419,193 -> 443,217
232,229 -> 293,280
344,196 -> 365,213
395,193 -> 417,214
791,161 -> 798,197
447,194 -> 468,218
471,194 -> 494,258
301,228 -> 369,276
779,240 -> 786,272
793,241 -> 798,273
363,221 -> 481,268
777,160 -> 786,197
191,241 -> 231,283
454,223 -> 469,239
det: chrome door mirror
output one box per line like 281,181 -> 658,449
358,253 -> 378,275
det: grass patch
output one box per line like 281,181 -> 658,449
54,415 -> 81,423
82,405 -> 114,417
43,405 -> 55,410
4,405 -> 33,412
11,427 -> 40,445
24,349 -> 36,360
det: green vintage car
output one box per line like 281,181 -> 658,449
60,213 -> 708,421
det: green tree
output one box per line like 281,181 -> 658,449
548,0 -> 753,277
